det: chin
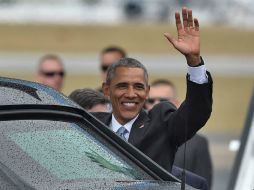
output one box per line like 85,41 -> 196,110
124,113 -> 138,121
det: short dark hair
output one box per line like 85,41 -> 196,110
69,88 -> 110,110
38,54 -> 64,71
106,57 -> 149,85
101,46 -> 127,58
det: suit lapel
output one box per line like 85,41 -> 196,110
128,109 -> 148,144
94,111 -> 148,145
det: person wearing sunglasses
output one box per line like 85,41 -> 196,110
36,54 -> 65,92
144,79 -> 180,111
100,46 -> 126,83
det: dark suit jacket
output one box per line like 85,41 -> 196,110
93,75 -> 213,172
172,166 -> 208,190
174,134 -> 213,189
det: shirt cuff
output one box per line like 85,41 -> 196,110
187,64 -> 208,84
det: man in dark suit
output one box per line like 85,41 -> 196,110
99,46 -> 126,83
145,79 -> 213,188
36,54 -> 65,92
94,7 -> 213,172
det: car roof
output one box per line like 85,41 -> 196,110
0,76 -> 80,108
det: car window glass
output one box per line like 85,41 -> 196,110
0,120 -> 152,189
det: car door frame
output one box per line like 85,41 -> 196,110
0,104 -> 180,183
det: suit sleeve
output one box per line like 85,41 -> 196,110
155,71 -> 213,147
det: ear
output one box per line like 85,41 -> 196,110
102,82 -> 110,97
145,85 -> 150,99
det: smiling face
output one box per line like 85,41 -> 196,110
103,66 -> 149,125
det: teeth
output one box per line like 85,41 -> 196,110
123,102 -> 136,107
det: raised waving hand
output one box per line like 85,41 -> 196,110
164,7 -> 201,66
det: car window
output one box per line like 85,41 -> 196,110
0,120 -> 152,189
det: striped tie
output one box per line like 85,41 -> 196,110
116,126 -> 128,141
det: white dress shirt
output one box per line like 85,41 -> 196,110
110,64 -> 208,138
187,64 -> 208,84
110,114 -> 139,141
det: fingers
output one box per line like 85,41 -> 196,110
182,7 -> 198,32
175,12 -> 182,31
194,18 -> 199,31
164,32 -> 177,47
187,9 -> 193,28
182,7 -> 188,30
165,7 -> 199,47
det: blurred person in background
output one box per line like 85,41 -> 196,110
145,79 -> 213,189
145,79 -> 180,110
69,88 -> 110,112
100,46 -> 126,83
36,54 -> 65,92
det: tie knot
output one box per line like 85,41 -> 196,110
116,126 -> 128,140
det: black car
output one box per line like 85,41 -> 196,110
0,77 -> 196,190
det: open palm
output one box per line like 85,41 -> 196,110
164,8 -> 201,66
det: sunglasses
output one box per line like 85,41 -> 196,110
41,71 -> 65,78
101,65 -> 109,72
146,98 -> 168,104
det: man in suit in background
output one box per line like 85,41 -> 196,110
144,79 -> 181,110
36,54 -> 65,92
145,79 -> 213,189
69,88 -> 110,112
100,46 -> 126,83
94,7 -> 213,172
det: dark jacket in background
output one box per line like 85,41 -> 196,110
174,134 -> 213,189
172,165 -> 208,190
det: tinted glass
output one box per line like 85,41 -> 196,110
0,120 -> 152,189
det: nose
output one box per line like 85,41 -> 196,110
125,86 -> 137,98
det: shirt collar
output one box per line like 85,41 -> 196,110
111,114 -> 139,133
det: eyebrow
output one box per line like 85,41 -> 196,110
115,82 -> 128,87
114,82 -> 146,87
